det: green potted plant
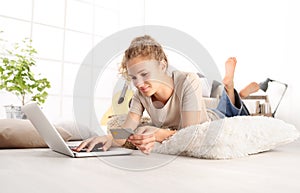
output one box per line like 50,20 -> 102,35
0,35 -> 51,119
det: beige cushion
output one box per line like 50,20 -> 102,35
0,119 -> 72,148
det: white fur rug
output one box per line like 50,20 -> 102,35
152,116 -> 300,159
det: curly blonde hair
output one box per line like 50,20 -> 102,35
119,35 -> 168,79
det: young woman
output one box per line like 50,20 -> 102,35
75,35 -> 259,154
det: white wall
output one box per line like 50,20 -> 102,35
144,0 -> 300,129
0,0 -> 144,125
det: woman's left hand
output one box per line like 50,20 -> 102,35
127,126 -> 159,154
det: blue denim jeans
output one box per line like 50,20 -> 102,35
211,89 -> 250,118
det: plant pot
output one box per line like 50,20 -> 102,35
4,105 -> 27,119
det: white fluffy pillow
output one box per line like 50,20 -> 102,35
152,116 -> 300,159
53,120 -> 98,140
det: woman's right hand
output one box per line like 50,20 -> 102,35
74,135 -> 113,152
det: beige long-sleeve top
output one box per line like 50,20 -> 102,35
129,71 -> 209,130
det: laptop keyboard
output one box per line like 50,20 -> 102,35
69,143 -> 103,152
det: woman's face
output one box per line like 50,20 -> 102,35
127,56 -> 166,97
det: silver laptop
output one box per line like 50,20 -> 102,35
21,102 -> 133,158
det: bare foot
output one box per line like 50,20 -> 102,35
239,82 -> 260,98
222,57 -> 237,90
